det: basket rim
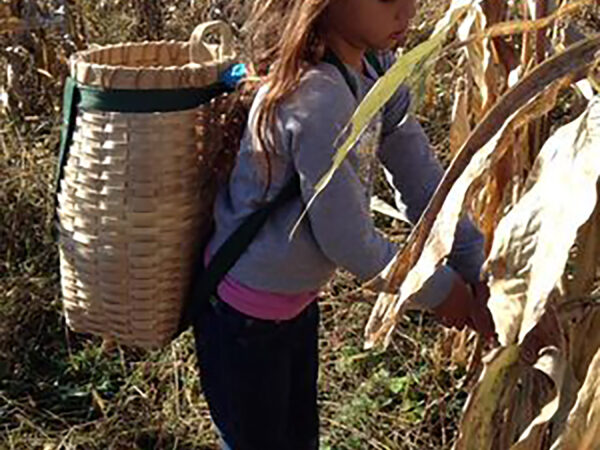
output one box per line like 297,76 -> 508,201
69,40 -> 236,90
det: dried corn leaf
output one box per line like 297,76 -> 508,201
457,3 -> 506,113
370,196 -> 411,223
487,96 -> 600,347
459,305 -> 578,449
364,36 -> 600,349
450,76 -> 471,157
474,145 -> 516,254
551,348 -> 600,450
564,193 -> 600,302
0,16 -> 22,33
567,304 -> 600,385
510,346 -> 566,449
454,345 -> 521,449
457,98 -> 600,449
562,199 -> 600,383
452,0 -> 597,51
366,78 -> 565,348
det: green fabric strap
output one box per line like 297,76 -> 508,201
365,51 -> 385,77
322,47 -> 359,98
53,77 -> 231,207
74,82 -> 229,113
181,171 -> 301,329
322,48 -> 386,99
55,77 -> 80,207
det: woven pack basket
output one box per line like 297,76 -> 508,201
55,21 -> 237,349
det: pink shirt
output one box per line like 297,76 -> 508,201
204,246 -> 319,321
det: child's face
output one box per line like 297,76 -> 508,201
326,0 -> 417,50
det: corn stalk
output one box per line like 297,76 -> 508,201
355,2 -> 600,449
364,32 -> 600,345
299,0 -> 600,447
0,0 -> 77,117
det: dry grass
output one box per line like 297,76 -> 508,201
1,1 -> 488,448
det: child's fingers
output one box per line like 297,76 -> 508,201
440,316 -> 467,330
472,281 -> 491,305
468,302 -> 496,339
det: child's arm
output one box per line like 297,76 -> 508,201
285,71 -> 398,282
376,100 -> 494,337
283,67 -> 485,323
377,113 -> 486,287
373,49 -> 486,287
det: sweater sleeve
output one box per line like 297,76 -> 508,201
371,50 -> 486,285
377,114 -> 486,285
283,71 -> 397,281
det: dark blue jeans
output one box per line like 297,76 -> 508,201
193,296 -> 320,450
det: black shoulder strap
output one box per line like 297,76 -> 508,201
322,47 -> 359,98
181,173 -> 301,328
198,174 -> 300,303
365,51 -> 385,77
322,48 -> 386,99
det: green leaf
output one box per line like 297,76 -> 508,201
310,2 -> 475,202
389,376 -> 409,394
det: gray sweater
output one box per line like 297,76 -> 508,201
207,52 -> 485,308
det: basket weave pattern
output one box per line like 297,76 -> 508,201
57,36 -> 230,349
57,109 -> 209,349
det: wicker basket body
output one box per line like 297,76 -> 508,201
56,23 -> 234,349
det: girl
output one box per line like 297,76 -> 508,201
193,1 -> 495,449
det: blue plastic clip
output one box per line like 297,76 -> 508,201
220,63 -> 247,89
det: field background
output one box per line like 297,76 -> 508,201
1,1 -> 599,449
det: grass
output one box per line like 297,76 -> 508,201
0,1 -> 478,448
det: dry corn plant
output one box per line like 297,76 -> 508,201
308,0 -> 600,448
0,0 -> 249,119
0,0 -> 76,117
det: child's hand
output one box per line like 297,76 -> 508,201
467,281 -> 499,343
432,276 -> 497,340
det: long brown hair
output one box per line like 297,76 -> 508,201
243,0 -> 333,193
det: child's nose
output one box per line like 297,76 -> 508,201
394,7 -> 413,24
401,0 -> 417,20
